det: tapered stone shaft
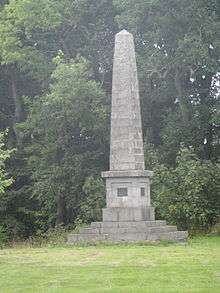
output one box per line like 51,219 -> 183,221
67,30 -> 188,244
110,30 -> 145,171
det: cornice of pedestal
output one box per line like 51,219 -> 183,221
101,170 -> 153,178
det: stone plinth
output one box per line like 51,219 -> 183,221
67,220 -> 188,244
102,170 -> 153,209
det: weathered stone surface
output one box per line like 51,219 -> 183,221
147,231 -> 188,241
67,219 -> 188,244
117,220 -> 166,228
90,220 -> 167,229
78,224 -> 177,236
104,177 -> 151,208
108,232 -> 147,242
102,207 -> 155,222
101,30 -> 153,211
148,225 -> 177,233
79,227 -> 100,234
67,226 -> 188,244
101,170 -> 153,178
67,30 -> 188,244
110,30 -> 145,171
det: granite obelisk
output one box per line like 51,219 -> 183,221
101,29 -> 155,221
110,29 -> 145,171
67,30 -> 188,243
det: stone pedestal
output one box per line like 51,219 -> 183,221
102,170 -> 152,208
101,170 -> 155,221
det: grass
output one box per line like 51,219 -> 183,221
0,236 -> 219,293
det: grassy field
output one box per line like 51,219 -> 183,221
0,236 -> 219,293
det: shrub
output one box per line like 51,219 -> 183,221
76,176 -> 105,224
0,225 -> 8,248
152,147 -> 220,234
0,130 -> 14,195
23,225 -> 68,247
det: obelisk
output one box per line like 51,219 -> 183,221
67,30 -> 188,243
102,30 -> 155,221
110,29 -> 145,171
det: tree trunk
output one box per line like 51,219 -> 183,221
11,72 -> 23,147
56,195 -> 66,226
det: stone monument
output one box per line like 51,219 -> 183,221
68,30 -> 188,243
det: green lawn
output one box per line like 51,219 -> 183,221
0,237 -> 219,293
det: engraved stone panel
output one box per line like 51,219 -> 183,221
141,187 -> 145,197
117,188 -> 128,197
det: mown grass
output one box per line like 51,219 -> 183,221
0,236 -> 219,293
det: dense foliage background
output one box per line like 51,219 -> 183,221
0,0 -> 219,240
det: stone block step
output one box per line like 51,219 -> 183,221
148,225 -> 177,234
107,231 -> 188,242
108,232 -> 147,242
90,220 -> 166,229
67,233 -> 108,244
79,225 -> 176,236
147,231 -> 188,241
79,227 -> 100,234
80,227 -> 144,234
67,230 -> 188,244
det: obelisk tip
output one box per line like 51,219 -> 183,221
116,29 -> 132,35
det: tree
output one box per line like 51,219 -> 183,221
0,131 -> 14,194
0,0 -> 62,144
0,0 -> 116,237
76,176 -> 105,224
0,130 -> 16,242
152,147 -> 220,233
22,56 -> 108,226
114,0 -> 220,163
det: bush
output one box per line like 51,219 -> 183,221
0,225 -> 8,248
152,147 -> 220,234
0,131 -> 14,195
22,225 -> 69,247
210,221 -> 220,236
76,176 -> 105,224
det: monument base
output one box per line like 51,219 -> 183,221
67,205 -> 188,244
67,219 -> 188,244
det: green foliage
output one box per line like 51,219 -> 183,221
22,56 -> 108,227
0,225 -> 8,248
210,221 -> 220,236
115,0 -> 220,162
153,147 -> 220,233
0,0 -> 61,81
0,131 -> 14,194
76,176 -> 105,224
26,225 -> 68,247
0,131 -> 14,245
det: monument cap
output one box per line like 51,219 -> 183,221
116,29 -> 131,35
